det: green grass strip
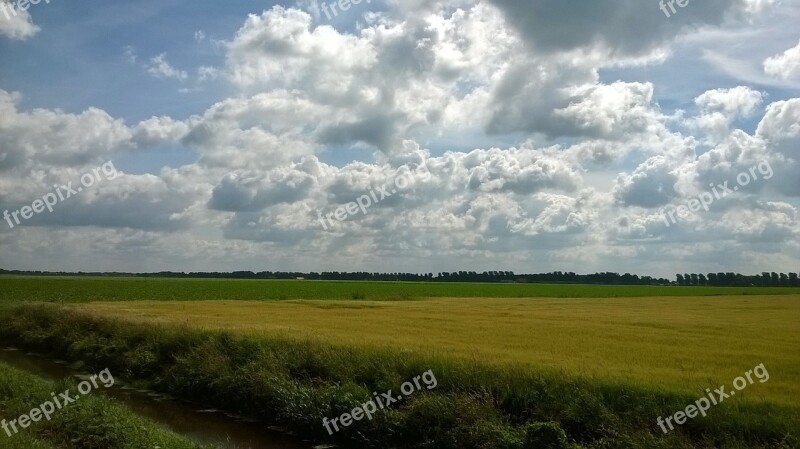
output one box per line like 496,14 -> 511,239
0,360 -> 213,449
2,276 -> 800,304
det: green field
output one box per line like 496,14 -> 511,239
2,276 -> 800,303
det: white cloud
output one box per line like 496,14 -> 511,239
132,116 -> 191,147
691,86 -> 764,142
123,46 -> 137,63
0,90 -> 134,172
146,53 -> 189,81
0,3 -> 39,40
613,156 -> 678,208
2,1 -> 799,276
197,66 -> 218,82
695,86 -> 764,117
764,40 -> 800,80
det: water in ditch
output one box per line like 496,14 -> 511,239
0,347 -> 322,449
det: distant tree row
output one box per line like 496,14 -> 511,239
676,272 -> 800,287
3,268 -> 798,287
0,269 -> 666,285
435,271 -> 671,285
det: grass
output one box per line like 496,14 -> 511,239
1,304 -> 798,449
1,428 -> 57,449
0,361 -> 212,449
3,276 -> 800,304
76,296 -> 800,407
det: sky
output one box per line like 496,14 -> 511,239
0,0 -> 799,277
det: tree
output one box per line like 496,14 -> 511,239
716,273 -> 726,286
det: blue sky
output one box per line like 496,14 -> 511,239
1,0 -> 799,276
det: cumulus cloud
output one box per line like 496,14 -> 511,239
763,40 -> 800,80
487,0 -> 762,57
0,4 -> 39,40
209,158 -> 320,212
695,86 -> 764,117
755,98 -> 800,196
133,116 -> 191,147
180,91 -> 323,169
613,156 -> 678,208
756,98 -> 800,158
691,86 -> 764,142
1,0 -> 799,275
554,82 -> 661,140
0,90 -> 134,172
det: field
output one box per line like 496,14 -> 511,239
77,296 -> 800,406
3,276 -> 800,304
1,276 -> 799,449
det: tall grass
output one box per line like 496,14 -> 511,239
1,304 -> 797,449
0,361 -> 212,449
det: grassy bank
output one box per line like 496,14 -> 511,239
3,276 -> 800,304
0,361 -> 211,449
1,304 -> 797,449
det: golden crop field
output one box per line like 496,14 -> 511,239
78,295 -> 800,407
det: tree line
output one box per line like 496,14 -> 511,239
3,268 -> 798,287
676,272 -> 800,287
0,268 -> 671,284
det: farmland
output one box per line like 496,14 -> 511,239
2,276 -> 800,304
0,276 -> 798,449
76,296 -> 800,407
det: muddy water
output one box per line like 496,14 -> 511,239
0,348 -> 319,449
